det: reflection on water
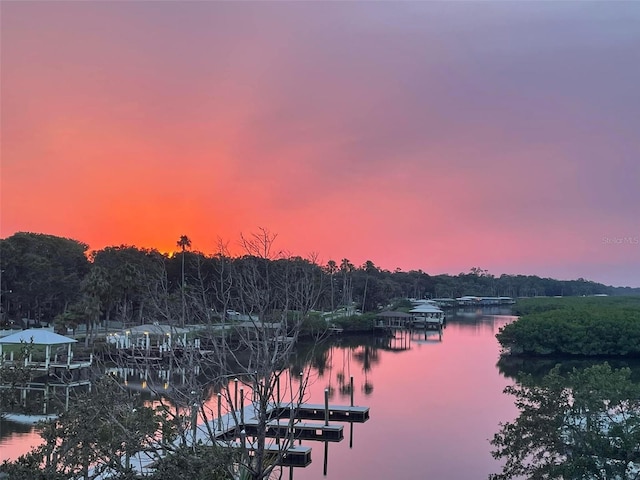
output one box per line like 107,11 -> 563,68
1,309 -> 520,478
293,308 -> 519,480
491,362 -> 640,479
498,354 -> 640,384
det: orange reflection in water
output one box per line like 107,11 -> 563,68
0,428 -> 42,462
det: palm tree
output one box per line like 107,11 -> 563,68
326,260 -> 337,312
340,258 -> 354,310
361,260 -> 377,313
176,235 -> 191,327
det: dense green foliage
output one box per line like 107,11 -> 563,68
491,363 -> 640,479
1,232 -> 90,324
331,312 -> 377,332
497,297 -> 640,356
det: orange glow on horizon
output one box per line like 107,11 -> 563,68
1,1 -> 639,286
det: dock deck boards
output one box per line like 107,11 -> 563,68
274,403 -> 370,422
94,400 -> 369,478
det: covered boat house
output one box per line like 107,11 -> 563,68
0,328 -> 91,371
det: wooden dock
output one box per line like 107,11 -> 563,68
240,420 -> 344,442
215,440 -> 312,467
273,403 -> 370,423
191,401 -> 369,466
92,397 -> 369,479
0,359 -> 93,372
0,379 -> 91,390
201,402 -> 368,439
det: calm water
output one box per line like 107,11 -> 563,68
1,309 -> 519,478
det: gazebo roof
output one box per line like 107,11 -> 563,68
409,305 -> 443,313
0,329 -> 77,346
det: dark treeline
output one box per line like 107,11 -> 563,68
1,232 -> 638,329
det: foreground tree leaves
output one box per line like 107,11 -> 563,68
151,444 -> 236,480
0,376 -> 177,480
0,452 -> 67,480
491,363 -> 640,480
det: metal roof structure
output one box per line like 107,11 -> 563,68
409,305 -> 443,313
0,328 -> 77,345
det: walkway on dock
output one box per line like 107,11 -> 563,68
98,399 -> 369,478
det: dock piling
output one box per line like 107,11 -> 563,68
349,421 -> 353,448
324,389 -> 329,426
323,441 -> 329,475
234,378 -> 238,411
299,372 -> 303,403
350,376 -> 354,407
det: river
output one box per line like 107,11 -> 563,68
1,309 -> 519,478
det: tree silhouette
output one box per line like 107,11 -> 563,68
177,235 -> 192,327
325,260 -> 337,312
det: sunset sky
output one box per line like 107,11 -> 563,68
1,1 -> 639,287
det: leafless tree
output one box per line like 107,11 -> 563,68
113,229 -> 327,480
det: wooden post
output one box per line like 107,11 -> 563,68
234,378 -> 239,412
288,405 -> 295,436
299,372 -> 303,403
45,345 -> 50,369
43,384 -> 49,414
324,388 -> 329,426
349,421 -> 354,449
350,376 -> 354,407
323,440 -> 329,475
192,403 -> 198,445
